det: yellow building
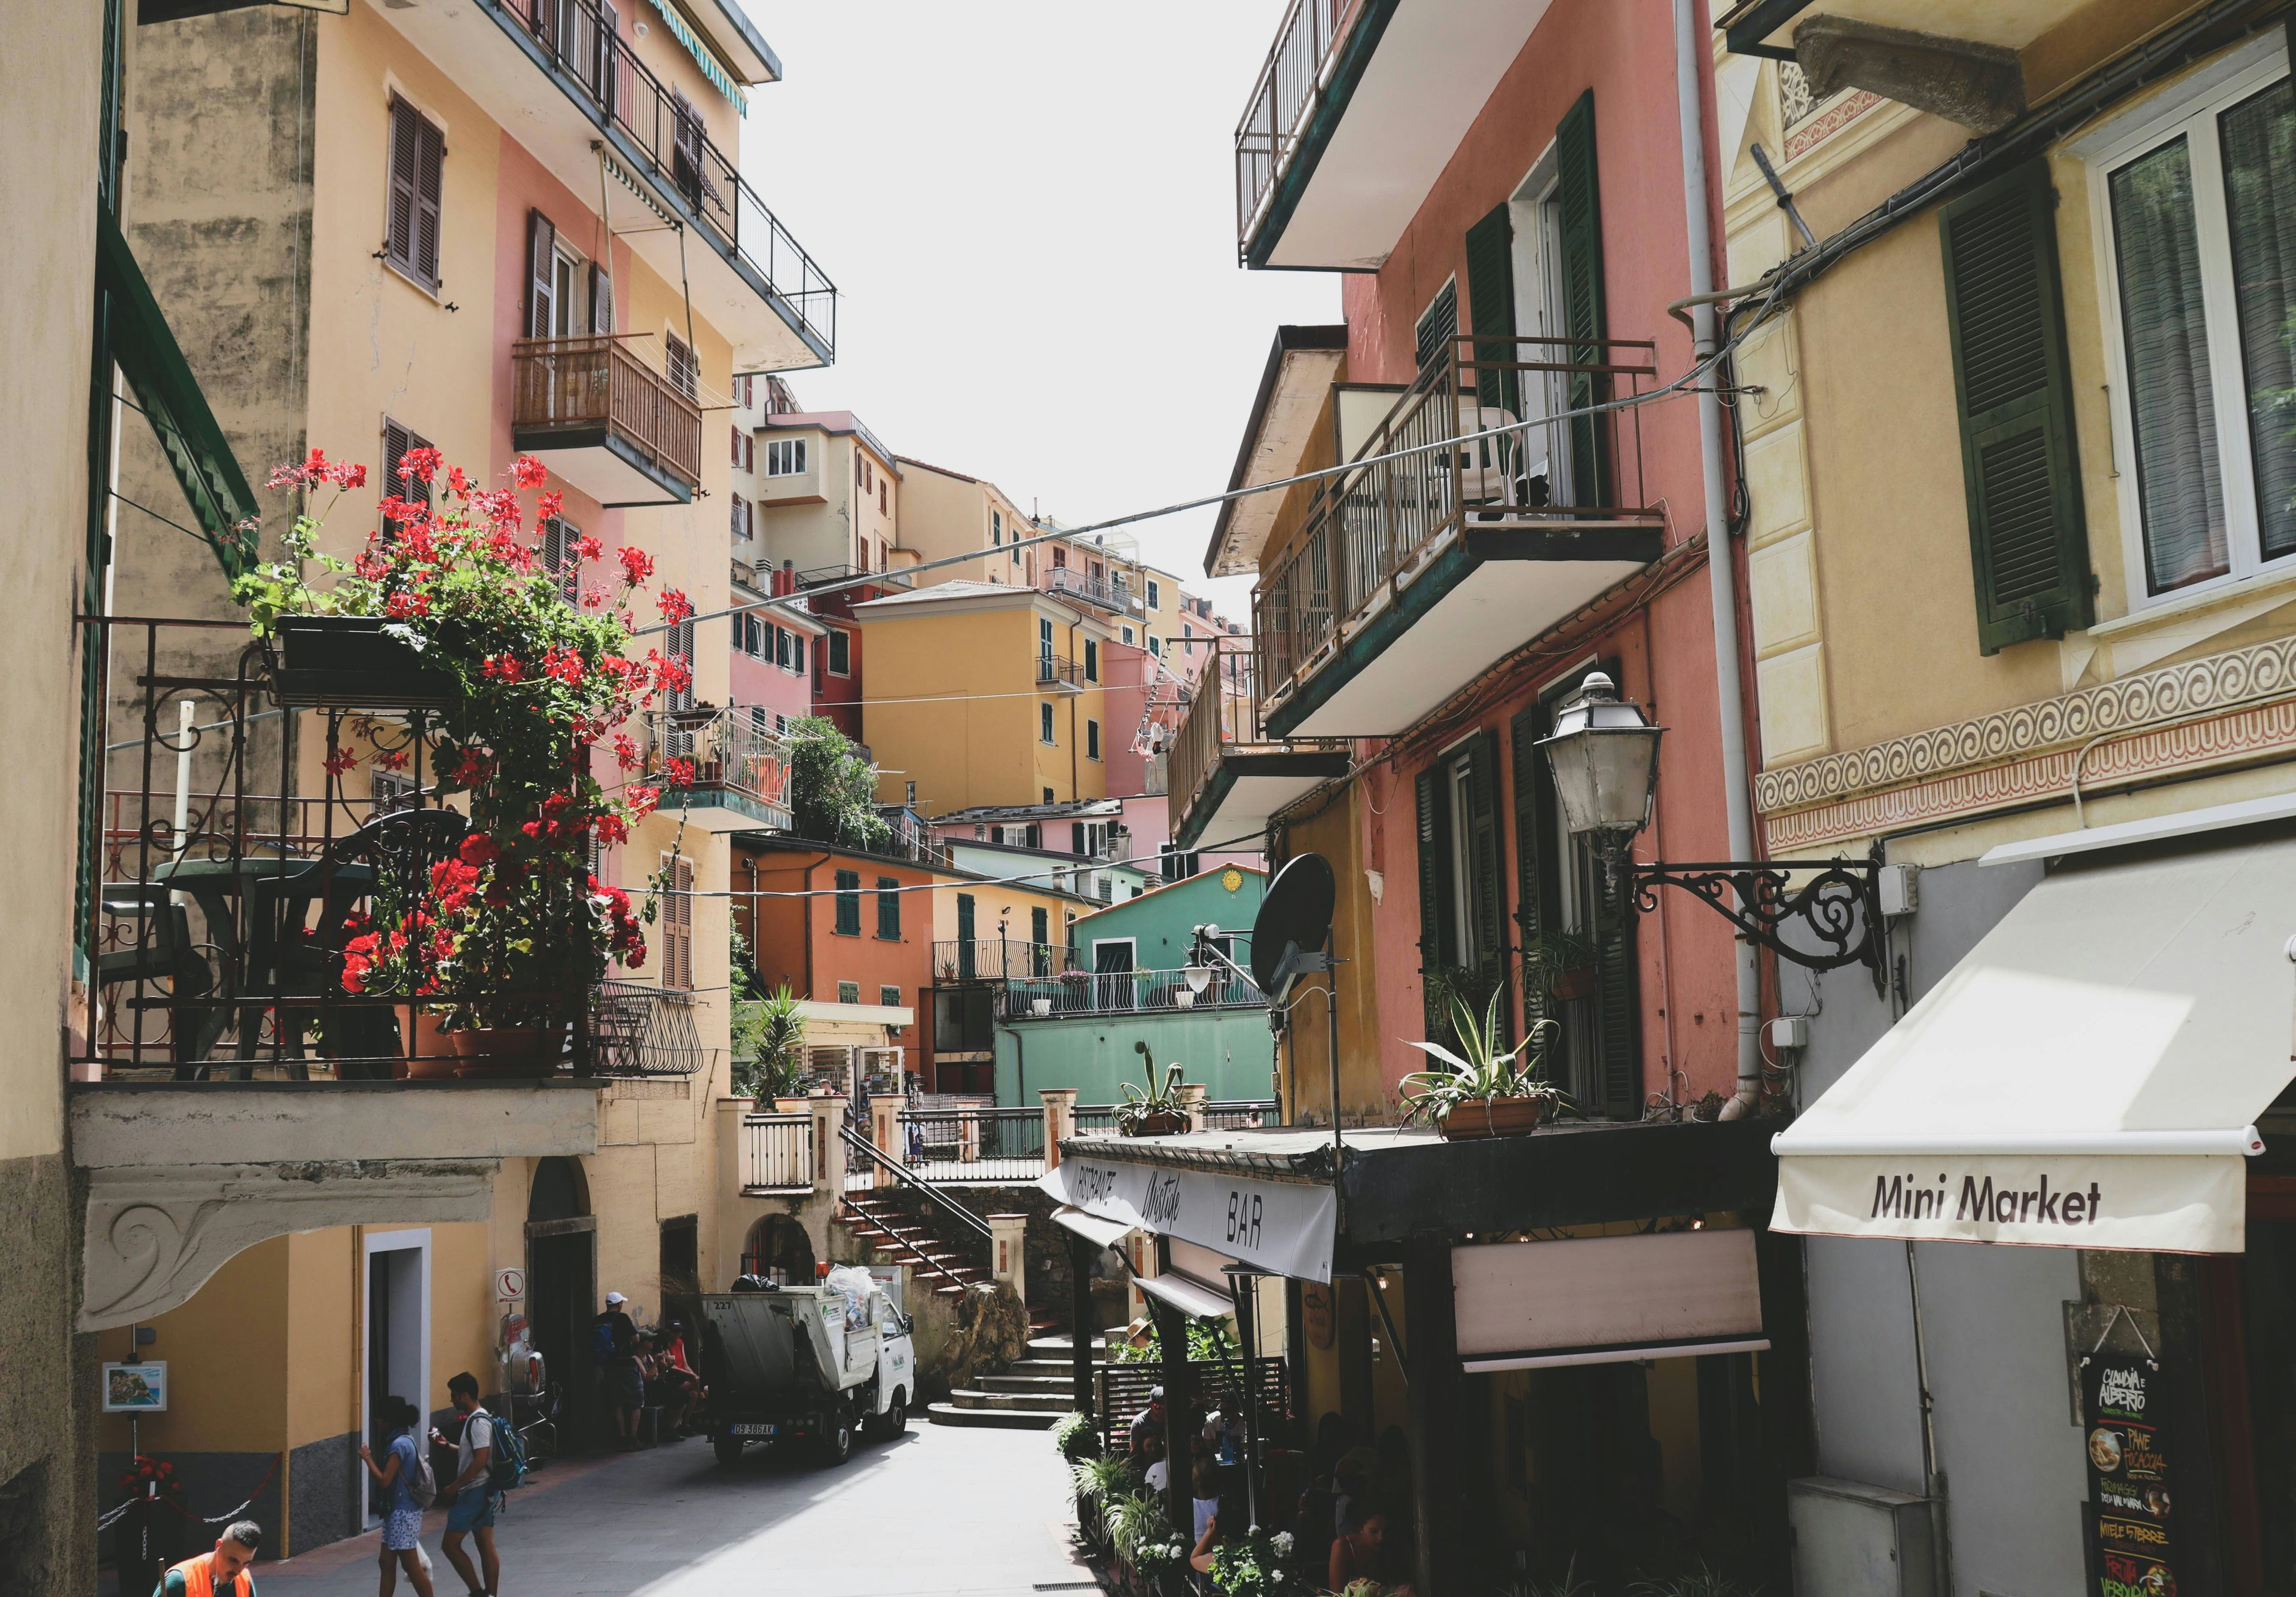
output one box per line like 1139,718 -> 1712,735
893,456 -> 1044,589
71,0 -> 841,1559
852,581 -> 1118,815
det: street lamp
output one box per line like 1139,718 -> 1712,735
1536,672 -> 1886,982
1183,963 -> 1213,996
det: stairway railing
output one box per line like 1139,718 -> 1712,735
838,1123 -> 993,1241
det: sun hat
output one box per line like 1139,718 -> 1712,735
604,1291 -> 627,1305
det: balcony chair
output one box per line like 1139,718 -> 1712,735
96,883 -> 218,1079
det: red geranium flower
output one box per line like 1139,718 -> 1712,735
617,545 -> 655,586
656,588 -> 694,625
322,748 -> 359,777
511,455 -> 548,489
401,445 -> 444,484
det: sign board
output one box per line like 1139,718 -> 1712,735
1302,1282 -> 1335,1350
494,1267 -> 527,1304
2081,1353 -> 2180,1595
103,1362 -> 167,1413
865,1264 -> 907,1315
1039,1155 -> 1337,1282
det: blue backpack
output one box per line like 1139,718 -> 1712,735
481,1409 -> 527,1492
591,1320 -> 619,1363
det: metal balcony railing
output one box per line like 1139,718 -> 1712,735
493,0 -> 836,355
1000,966 -> 1266,1019
639,706 -> 792,815
933,939 -> 1077,984
874,809 -> 952,868
1233,0 -> 1367,258
1252,333 -> 1662,712
511,335 -> 703,489
1037,652 -> 1086,688
1043,566 -> 1144,617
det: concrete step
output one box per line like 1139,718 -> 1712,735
978,1373 -> 1077,1394
926,1401 -> 1061,1431
1009,1358 -> 1103,1378
947,1387 -> 1076,1413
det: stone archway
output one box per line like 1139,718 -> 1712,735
740,1213 -> 816,1285
524,1158 -> 595,1442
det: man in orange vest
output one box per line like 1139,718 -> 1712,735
153,1520 -> 259,1596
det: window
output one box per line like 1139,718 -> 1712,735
371,769 -> 417,816
1083,639 -> 1098,681
793,633 -> 807,677
838,980 -> 861,1005
664,332 -> 697,400
1415,279 -> 1458,373
1147,636 -> 1161,657
1147,578 -> 1161,609
740,613 -> 762,656
1086,719 -> 1101,761
879,483 -> 887,515
864,459 -> 875,492
381,420 -> 435,539
775,625 -> 791,670
833,869 -> 862,935
737,374 -> 753,408
667,615 -> 694,713
880,984 -> 902,1009
731,427 -> 746,468
661,854 -> 695,989
1122,625 -> 1135,646
992,510 -> 1003,546
2095,60 -> 2296,601
729,496 -> 752,542
1040,702 -> 1055,744
1038,616 -> 1054,666
856,451 -> 866,487
1043,786 -> 1056,804
876,877 -> 901,940
765,438 -> 807,475
1052,546 -> 1067,568
384,96 -> 445,291
540,517 -> 581,602
828,630 -> 851,676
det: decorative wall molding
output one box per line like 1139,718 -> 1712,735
1761,697 -> 2296,851
1755,634 -> 2296,817
81,1160 -> 497,1330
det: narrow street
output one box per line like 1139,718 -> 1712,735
251,1429 -> 1089,1597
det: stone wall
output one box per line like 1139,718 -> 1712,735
0,1154 -> 94,1595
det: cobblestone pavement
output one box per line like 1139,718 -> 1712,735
249,1425 -> 1094,1597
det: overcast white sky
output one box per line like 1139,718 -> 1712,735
738,3 -> 1338,618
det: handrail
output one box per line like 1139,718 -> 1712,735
838,1123 -> 992,1239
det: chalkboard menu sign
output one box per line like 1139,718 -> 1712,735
2081,1352 -> 2178,1596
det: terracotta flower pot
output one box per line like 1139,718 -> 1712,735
450,1025 -> 565,1079
402,1009 -> 459,1081
1547,966 -> 1597,1003
1121,1108 -> 1191,1138
1437,1095 -> 1549,1141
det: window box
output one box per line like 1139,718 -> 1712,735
272,616 -> 458,712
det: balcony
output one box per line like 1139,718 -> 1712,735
1043,566 -> 1144,618
511,335 -> 701,507
1234,0 -> 1546,270
1170,637 -> 1349,850
933,939 -> 1078,984
381,0 -> 835,370
1037,652 -> 1090,692
639,706 -> 793,831
1254,335 -> 1668,740
1000,966 -> 1267,1021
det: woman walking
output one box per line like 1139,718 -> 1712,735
357,1397 -> 435,1597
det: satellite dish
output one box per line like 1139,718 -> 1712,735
1251,852 -> 1336,1004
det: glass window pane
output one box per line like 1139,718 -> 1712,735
2111,135 -> 2230,593
2222,78 -> 2296,562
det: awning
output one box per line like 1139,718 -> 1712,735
1772,832 -> 2296,1253
1050,1205 -> 1133,1251
1039,1151 -> 1337,1282
1135,1269 -> 1237,1321
1453,1229 -> 1768,1371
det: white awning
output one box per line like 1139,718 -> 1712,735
1772,833 -> 2295,1253
1136,1269 -> 1237,1321
1454,1229 -> 1768,1371
1038,1154 -> 1337,1282
1050,1205 -> 1133,1251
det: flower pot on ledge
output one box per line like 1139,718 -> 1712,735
402,1007 -> 458,1080
273,615 -> 458,712
1120,1109 -> 1190,1138
1546,966 -> 1597,1004
450,1024 -> 566,1079
1437,1095 -> 1550,1141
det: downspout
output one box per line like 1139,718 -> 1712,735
1675,0 -> 1763,1119
998,1018 -> 1026,1105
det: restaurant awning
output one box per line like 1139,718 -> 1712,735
1039,1149 -> 1338,1281
1135,1269 -> 1238,1321
1049,1204 -> 1134,1251
1772,828 -> 2296,1253
1454,1229 -> 1769,1371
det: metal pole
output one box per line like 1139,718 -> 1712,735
1674,0 -> 1764,1117
1228,1270 -> 1267,1532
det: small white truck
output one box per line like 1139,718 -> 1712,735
698,1271 -> 915,1467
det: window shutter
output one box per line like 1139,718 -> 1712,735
1032,906 -> 1048,946
1590,866 -> 1640,1119
665,333 -> 696,399
1415,766 -> 1451,1039
412,114 -> 445,288
1072,822 -> 1086,856
1464,731 -> 1509,1047
386,99 -> 418,272
589,260 -> 613,335
1464,203 -> 1519,415
1509,704 -> 1549,1041
1555,88 -> 1611,506
1939,160 -> 2093,653
527,210 -> 556,338
381,419 -> 410,539
1413,282 -> 1458,376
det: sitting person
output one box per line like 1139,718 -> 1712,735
1329,1501 -> 1391,1593
1189,1468 -> 1242,1575
654,1321 -> 705,1435
1140,1431 -> 1170,1497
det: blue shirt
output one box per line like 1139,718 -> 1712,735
388,1431 -> 420,1513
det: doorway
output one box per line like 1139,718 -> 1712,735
659,1214 -> 701,1323
362,1231 -> 430,1524
525,1158 -> 596,1448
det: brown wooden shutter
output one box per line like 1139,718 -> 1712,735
1415,765 -> 1451,1040
526,210 -> 557,339
589,261 -> 613,335
412,114 -> 445,288
386,99 -> 419,273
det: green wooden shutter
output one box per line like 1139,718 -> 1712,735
1508,705 -> 1548,1042
1555,89 -> 1611,508
1939,160 -> 2093,653
1465,203 -> 1518,415
1415,282 -> 1458,377
1464,732 -> 1509,1046
1590,865 -> 1640,1119
1415,766 -> 1451,1039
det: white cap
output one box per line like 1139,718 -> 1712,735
604,1291 -> 627,1305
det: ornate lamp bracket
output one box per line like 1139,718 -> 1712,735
1625,848 -> 1888,993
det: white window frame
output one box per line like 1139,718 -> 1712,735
765,437 -> 807,476
2080,33 -> 2292,610
357,1228 -> 433,1528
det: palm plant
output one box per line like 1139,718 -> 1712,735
731,976 -> 807,1103
1399,987 -> 1569,1128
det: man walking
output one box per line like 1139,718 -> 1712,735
153,1520 -> 261,1595
595,1290 -> 643,1448
439,1373 -> 500,1597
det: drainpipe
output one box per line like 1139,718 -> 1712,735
1675,0 -> 1763,1119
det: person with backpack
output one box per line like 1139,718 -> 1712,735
357,1396 -> 434,1596
439,1372 -> 509,1597
594,1291 -> 642,1448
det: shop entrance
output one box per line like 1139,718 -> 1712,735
524,1158 -> 595,1449
741,1214 -> 816,1285
362,1231 -> 429,1523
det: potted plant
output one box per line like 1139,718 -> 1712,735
241,449 -> 664,1074
1115,1042 -> 1190,1136
1525,929 -> 1600,1006
1206,1529 -> 1303,1597
1030,997 -> 1053,1017
1400,988 -> 1571,1140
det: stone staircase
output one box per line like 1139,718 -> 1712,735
928,1333 -> 1110,1430
837,1193 -> 988,1299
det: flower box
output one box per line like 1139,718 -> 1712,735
1437,1095 -> 1550,1140
273,615 -> 457,712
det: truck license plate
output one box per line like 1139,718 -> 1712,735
731,1424 -> 777,1439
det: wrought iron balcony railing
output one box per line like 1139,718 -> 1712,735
1000,966 -> 1267,1020
1233,0 -> 1366,259
639,705 -> 792,819
933,939 -> 1077,984
1043,566 -> 1144,617
1037,652 -> 1087,689
511,334 -> 703,489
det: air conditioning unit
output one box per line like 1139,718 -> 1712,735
1788,1478 -> 1940,1597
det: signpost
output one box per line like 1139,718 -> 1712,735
2081,1351 -> 2178,1595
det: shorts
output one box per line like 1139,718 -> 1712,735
445,1490 -> 497,1533
383,1505 -> 424,1551
607,1360 -> 645,1407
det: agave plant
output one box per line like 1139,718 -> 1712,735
1399,987 -> 1570,1128
1114,1040 -> 1190,1134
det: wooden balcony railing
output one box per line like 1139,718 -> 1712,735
511,334 -> 703,490
1252,333 -> 1662,714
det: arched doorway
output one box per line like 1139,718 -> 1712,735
525,1158 -> 595,1448
741,1214 -> 816,1285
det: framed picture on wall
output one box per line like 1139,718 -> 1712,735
103,1362 -> 167,1412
